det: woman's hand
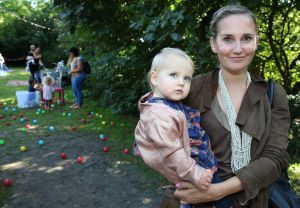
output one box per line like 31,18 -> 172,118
175,182 -> 220,204
175,176 -> 243,204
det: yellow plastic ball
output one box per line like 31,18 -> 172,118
20,146 -> 27,152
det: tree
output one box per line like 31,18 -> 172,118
0,0 -> 63,65
255,0 -> 300,95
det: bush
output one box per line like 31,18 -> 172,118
288,94 -> 300,162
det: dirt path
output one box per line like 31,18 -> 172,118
0,131 -> 164,208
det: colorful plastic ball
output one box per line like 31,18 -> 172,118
99,134 -> 105,139
48,126 -> 55,131
36,112 -> 40,115
0,114 -> 3,119
110,121 -> 115,126
103,147 -> 109,153
0,140 -> 5,145
77,156 -> 84,163
20,118 -> 24,123
99,115 -> 103,118
4,107 -> 9,111
71,126 -> 77,131
12,108 -> 16,112
37,108 -> 42,112
19,113 -> 24,117
33,119 -> 37,124
67,113 -> 72,117
101,121 -> 106,125
90,112 -> 94,115
12,115 -> 17,120
81,118 -> 87,123
123,148 -> 129,154
5,122 -> 10,126
85,112 -> 89,115
100,137 -> 107,142
2,178 -> 11,187
24,117 -> 28,122
25,124 -> 31,129
60,153 -> 67,159
89,115 -> 93,119
20,146 -> 27,151
22,127 -> 26,132
38,139 -> 45,145
41,110 -> 45,114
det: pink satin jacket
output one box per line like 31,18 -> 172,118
134,92 -> 204,187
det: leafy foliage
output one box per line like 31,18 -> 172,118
0,0 -> 64,65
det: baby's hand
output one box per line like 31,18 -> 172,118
198,169 -> 213,190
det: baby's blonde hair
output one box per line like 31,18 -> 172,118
43,76 -> 54,86
148,47 -> 194,90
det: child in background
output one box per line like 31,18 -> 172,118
134,48 -> 232,208
42,76 -> 54,110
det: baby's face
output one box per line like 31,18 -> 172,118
151,54 -> 193,101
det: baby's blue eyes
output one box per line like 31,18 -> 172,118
169,73 -> 191,81
184,77 -> 191,81
170,73 -> 177,77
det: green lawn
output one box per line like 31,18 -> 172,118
0,67 -> 163,206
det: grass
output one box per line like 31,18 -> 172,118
0,67 -> 164,206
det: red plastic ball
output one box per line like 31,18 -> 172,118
77,156 -> 83,163
103,146 -> 109,153
123,148 -> 129,154
60,153 -> 67,159
3,178 -> 11,187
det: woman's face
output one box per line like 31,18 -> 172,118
210,14 -> 258,74
69,52 -> 74,59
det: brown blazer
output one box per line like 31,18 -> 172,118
184,70 -> 290,208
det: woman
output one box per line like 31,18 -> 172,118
67,47 -> 86,109
27,46 -> 43,83
171,5 -> 290,208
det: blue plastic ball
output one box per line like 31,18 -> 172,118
12,108 -> 16,112
48,126 -> 54,131
38,139 -> 45,145
99,134 -> 105,139
37,108 -> 42,113
67,113 -> 72,117
33,119 -> 37,124
20,118 -> 24,123
4,107 -> 9,111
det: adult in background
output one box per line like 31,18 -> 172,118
169,5 -> 290,208
28,46 -> 44,84
67,47 -> 86,109
26,44 -> 36,72
0,53 -> 5,71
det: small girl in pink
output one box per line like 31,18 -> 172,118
42,76 -> 55,110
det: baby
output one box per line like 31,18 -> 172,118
134,48 -> 231,208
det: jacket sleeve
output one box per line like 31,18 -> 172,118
140,111 -> 205,187
235,83 -> 290,200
